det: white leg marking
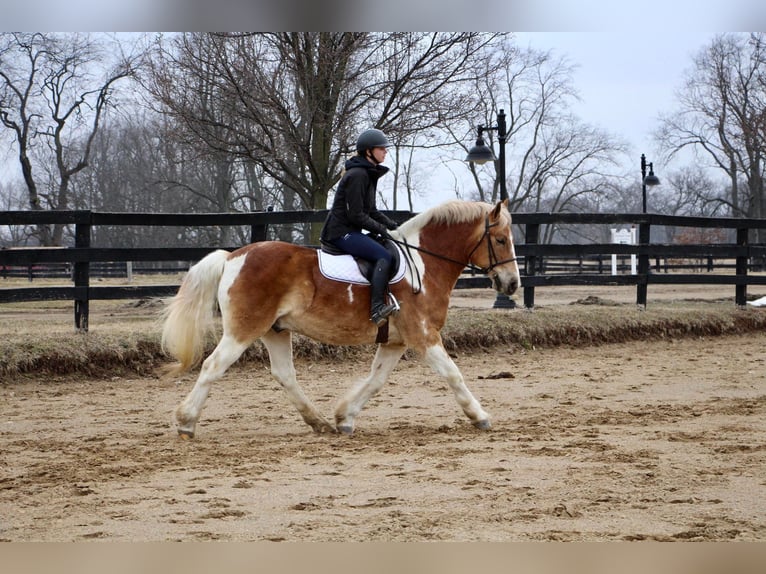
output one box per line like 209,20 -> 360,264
261,330 -> 335,433
176,334 -> 250,436
424,344 -> 490,428
335,344 -> 405,433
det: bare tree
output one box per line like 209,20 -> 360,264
657,33 -> 766,229
143,32 -> 365,245
655,167 -> 722,218
0,32 -> 139,245
0,179 -> 31,247
461,41 -> 627,243
143,32 -> 506,241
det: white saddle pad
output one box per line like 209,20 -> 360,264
317,245 -> 407,285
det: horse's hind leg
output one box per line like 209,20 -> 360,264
335,343 -> 406,435
176,334 -> 250,438
425,343 -> 491,430
260,329 -> 335,434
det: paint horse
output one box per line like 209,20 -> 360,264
161,199 -> 521,437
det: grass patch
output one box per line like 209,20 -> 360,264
442,302 -> 766,351
1,299 -> 765,379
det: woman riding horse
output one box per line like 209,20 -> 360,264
320,129 -> 400,327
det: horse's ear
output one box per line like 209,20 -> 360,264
491,199 -> 507,221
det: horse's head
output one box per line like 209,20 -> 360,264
468,200 -> 521,296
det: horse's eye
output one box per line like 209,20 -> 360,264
496,237 -> 507,245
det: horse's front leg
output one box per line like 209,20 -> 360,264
335,343 -> 406,434
260,329 -> 336,434
425,343 -> 491,430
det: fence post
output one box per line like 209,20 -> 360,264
523,223 -> 539,309
636,222 -> 651,308
736,227 -> 748,307
250,206 -> 273,243
74,214 -> 91,332
250,223 -> 267,243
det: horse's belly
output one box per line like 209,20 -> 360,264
279,318 -> 379,346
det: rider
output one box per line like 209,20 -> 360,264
320,128 -> 400,326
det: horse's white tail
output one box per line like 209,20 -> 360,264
161,249 -> 230,376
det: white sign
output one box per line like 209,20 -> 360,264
611,227 -> 637,275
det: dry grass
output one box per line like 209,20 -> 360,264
2,292 -> 765,380
443,301 -> 766,350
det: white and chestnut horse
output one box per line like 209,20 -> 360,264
161,199 -> 520,437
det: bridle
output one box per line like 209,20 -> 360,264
464,215 -> 518,274
390,214 -> 518,293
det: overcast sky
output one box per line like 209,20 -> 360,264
514,31 -> 719,174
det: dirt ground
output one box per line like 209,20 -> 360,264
1,283 -> 765,541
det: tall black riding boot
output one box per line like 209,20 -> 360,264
370,259 -> 397,326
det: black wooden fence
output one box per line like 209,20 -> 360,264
2,209 -> 766,331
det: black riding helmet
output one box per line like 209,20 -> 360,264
355,128 -> 391,154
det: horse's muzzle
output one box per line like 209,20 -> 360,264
493,272 -> 520,296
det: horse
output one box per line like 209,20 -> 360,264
161,199 -> 521,438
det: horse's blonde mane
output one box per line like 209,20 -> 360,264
399,200 -> 494,236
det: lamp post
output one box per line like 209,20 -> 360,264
640,153 -> 660,213
637,155 -> 660,309
465,109 -> 515,309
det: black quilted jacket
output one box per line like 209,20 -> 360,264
320,156 -> 398,243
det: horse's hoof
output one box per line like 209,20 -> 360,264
473,419 -> 492,431
310,420 -> 337,434
337,424 -> 355,435
177,429 -> 195,440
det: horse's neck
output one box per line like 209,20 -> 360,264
415,224 -> 475,286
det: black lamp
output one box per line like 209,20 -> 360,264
641,154 -> 660,213
465,133 -> 496,164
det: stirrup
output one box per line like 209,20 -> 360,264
371,303 -> 397,326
